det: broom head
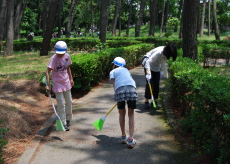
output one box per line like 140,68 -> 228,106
55,119 -> 66,131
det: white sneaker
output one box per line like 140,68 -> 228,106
127,138 -> 136,148
121,135 -> 127,144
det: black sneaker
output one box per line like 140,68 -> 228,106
64,125 -> 70,131
144,102 -> 149,109
66,120 -> 70,127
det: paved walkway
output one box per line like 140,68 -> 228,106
17,66 -> 194,164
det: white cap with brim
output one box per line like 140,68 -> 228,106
55,41 -> 67,54
55,48 -> 66,54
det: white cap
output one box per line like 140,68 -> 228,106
55,41 -> 67,54
112,57 -> 126,67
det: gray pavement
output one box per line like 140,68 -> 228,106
17,66 -> 194,164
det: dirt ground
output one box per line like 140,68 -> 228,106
0,80 -> 54,164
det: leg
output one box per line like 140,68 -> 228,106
119,108 -> 126,136
127,100 -> 136,139
117,101 -> 126,136
128,108 -> 134,139
55,92 -> 66,125
63,89 -> 73,123
127,100 -> 136,148
151,71 -> 160,100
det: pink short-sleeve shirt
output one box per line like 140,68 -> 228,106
48,53 -> 72,92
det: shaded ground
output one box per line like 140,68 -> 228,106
0,79 -> 106,164
0,80 -> 53,164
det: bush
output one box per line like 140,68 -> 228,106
70,43 -> 154,91
169,57 -> 230,163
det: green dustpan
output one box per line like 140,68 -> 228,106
55,119 -> 66,131
93,103 -> 117,131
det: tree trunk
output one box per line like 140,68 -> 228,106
40,0 -> 58,56
0,0 -> 7,43
99,0 -> 108,43
164,0 -> 170,32
174,0 -> 183,32
159,0 -> 165,37
42,0 -> 50,38
118,2 -> 122,37
66,0 -> 77,38
199,0 -> 206,38
4,0 -> 14,57
135,0 -> 146,37
112,0 -> 120,37
126,0 -> 134,37
208,0 -> 210,37
213,0 -> 220,40
149,0 -> 158,36
14,0 -> 27,40
182,0 -> 199,60
57,0 -> 63,38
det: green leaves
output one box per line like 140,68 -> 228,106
169,57 -> 230,162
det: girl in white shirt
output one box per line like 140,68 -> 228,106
110,57 -> 138,148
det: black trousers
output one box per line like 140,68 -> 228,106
144,68 -> 160,100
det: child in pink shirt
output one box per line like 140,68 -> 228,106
46,41 -> 74,131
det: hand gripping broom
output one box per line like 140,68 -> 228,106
45,80 -> 65,131
93,103 -> 117,131
147,79 -> 157,108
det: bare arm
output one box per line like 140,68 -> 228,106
111,78 -> 115,91
67,66 -> 74,86
46,67 -> 52,91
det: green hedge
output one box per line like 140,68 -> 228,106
200,44 -> 230,66
70,43 -> 154,91
168,57 -> 230,163
11,37 -> 143,52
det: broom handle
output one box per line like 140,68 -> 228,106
148,79 -> 156,107
106,103 -> 117,116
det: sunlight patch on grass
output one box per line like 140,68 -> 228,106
0,52 -> 50,80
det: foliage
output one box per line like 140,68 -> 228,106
20,7 -> 38,34
165,17 -> 180,38
168,57 -> 230,163
200,43 -> 230,66
70,43 -> 154,91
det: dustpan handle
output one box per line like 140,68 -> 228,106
48,93 -> 61,120
45,79 -> 61,120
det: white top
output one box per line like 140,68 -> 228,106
144,46 -> 168,78
109,67 -> 136,91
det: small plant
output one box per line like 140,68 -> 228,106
0,121 -> 9,164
